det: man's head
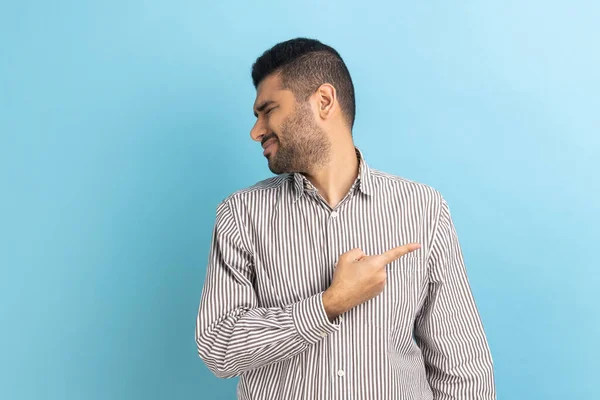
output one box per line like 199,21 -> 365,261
250,38 -> 355,175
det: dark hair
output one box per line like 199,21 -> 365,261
251,37 -> 356,129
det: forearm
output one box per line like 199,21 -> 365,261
196,291 -> 339,378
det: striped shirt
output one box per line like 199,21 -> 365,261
195,147 -> 496,399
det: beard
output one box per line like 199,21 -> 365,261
266,103 -> 332,175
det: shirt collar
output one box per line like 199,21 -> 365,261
291,146 -> 373,202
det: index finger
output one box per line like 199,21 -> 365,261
379,243 -> 421,265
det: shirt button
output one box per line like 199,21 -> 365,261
320,332 -> 327,338
337,369 -> 345,377
338,316 -> 344,322
331,211 -> 339,218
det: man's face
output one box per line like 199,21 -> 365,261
251,74 -> 331,175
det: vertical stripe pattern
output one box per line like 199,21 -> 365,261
195,147 -> 496,399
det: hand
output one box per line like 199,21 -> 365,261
322,243 -> 421,321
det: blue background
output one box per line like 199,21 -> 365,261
1,1 -> 598,399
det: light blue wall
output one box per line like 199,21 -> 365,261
1,1 -> 598,399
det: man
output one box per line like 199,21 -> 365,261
195,37 -> 496,400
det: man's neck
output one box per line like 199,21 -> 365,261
302,141 -> 359,209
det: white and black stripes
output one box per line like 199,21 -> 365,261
196,148 -> 496,399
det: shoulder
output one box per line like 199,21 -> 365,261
369,167 -> 444,205
216,174 -> 291,211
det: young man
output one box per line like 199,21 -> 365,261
196,37 -> 496,400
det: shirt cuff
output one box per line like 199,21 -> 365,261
292,291 -> 341,344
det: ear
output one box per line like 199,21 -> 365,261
315,83 -> 336,120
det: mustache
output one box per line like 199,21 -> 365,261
261,134 -> 278,146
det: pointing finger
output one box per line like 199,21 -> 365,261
379,243 -> 421,265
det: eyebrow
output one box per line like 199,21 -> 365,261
253,100 -> 276,118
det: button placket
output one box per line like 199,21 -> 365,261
328,213 -> 349,400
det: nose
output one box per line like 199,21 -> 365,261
250,119 -> 267,142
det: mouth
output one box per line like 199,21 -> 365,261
262,138 -> 277,156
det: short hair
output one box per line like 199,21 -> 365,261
251,37 -> 356,129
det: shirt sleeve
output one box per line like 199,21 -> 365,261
195,199 -> 341,378
414,196 -> 496,399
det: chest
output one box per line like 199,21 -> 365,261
249,195 -> 429,321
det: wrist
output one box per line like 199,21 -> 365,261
322,288 -> 347,321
